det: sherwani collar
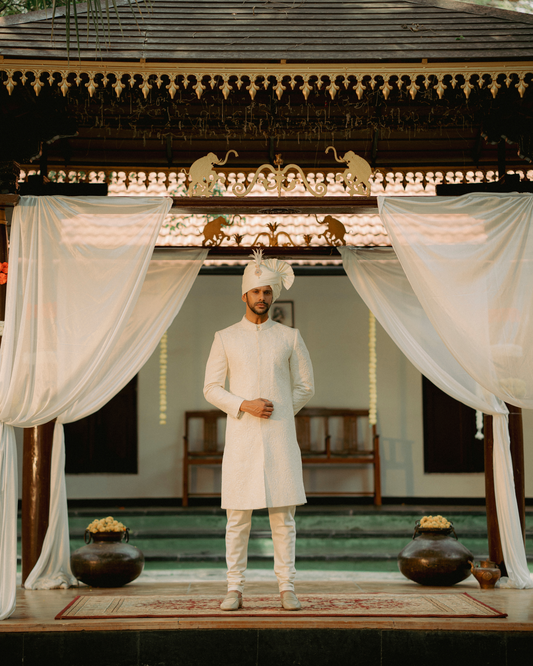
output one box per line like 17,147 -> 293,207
240,315 -> 276,332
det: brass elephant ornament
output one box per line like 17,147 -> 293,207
325,146 -> 372,196
202,216 -> 229,246
201,214 -> 243,246
187,150 -> 238,196
316,215 -> 347,246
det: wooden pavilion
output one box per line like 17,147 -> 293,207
0,0 -> 532,172
0,1 -> 533,661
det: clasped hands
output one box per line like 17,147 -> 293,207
240,398 -> 274,419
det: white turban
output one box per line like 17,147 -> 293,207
242,249 -> 294,303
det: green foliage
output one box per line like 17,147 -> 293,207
0,0 -> 146,58
3,0 -> 531,18
454,0 -> 533,13
0,0 -> 64,15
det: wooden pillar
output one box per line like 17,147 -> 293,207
484,414 -> 505,573
506,404 -> 526,539
3,191 -> 56,586
484,407 -> 526,576
14,182 -> 56,583
2,187 -> 57,586
22,422 -> 55,585
2,190 -> 58,587
1,177 -> 56,590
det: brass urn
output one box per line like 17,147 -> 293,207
71,529 -> 144,588
398,522 -> 474,586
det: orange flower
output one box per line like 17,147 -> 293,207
0,263 -> 7,274
0,273 -> 7,285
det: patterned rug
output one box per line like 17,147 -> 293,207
56,593 -> 506,619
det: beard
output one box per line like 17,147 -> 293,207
246,295 -> 271,316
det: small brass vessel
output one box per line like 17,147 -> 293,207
469,560 -> 501,590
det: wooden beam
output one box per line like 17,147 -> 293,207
436,176 -> 533,196
171,196 -> 378,215
155,246 -> 352,258
2,192 -> 379,215
0,193 -> 20,210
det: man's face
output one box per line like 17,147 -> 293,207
243,285 -> 273,316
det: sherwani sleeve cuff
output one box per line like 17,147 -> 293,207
228,395 -> 245,420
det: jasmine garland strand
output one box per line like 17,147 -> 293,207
159,332 -> 168,425
369,310 -> 377,426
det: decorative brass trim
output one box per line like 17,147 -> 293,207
233,154 -> 328,198
251,222 -> 297,247
199,215 -> 349,248
18,164 -> 533,201
19,164 -> 532,185
25,148 -> 375,198
1,59 -> 532,100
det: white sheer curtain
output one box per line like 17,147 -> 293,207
340,248 -> 505,416
0,195 -> 172,620
340,191 -> 533,589
379,193 -> 533,409
24,250 -> 208,590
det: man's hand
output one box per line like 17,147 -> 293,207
240,398 -> 274,419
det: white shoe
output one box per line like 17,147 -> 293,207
220,591 -> 242,611
280,590 -> 301,611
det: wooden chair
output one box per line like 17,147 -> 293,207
182,408 -> 381,506
182,410 -> 225,507
295,408 -> 381,505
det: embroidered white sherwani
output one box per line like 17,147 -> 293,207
204,315 -> 315,510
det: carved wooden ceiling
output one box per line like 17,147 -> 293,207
2,66 -> 531,172
0,0 -> 532,171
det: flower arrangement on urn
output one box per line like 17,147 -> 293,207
70,516 -> 144,588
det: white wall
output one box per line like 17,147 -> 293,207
16,273 -> 533,500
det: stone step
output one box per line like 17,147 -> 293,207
62,535 -> 498,561
16,506 -> 533,564
19,512 -> 512,538
42,527 -> 514,540
41,511 -> 533,532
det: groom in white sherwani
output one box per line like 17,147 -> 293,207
204,250 -> 314,611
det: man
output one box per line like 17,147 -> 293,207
203,250 -> 314,611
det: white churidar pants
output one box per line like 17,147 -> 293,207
226,506 -> 296,593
